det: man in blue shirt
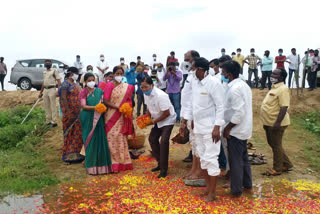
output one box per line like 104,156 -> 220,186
125,62 -> 137,108
136,66 -> 149,116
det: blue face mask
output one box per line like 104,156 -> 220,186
279,53 -> 283,56
143,88 -> 153,96
221,75 -> 229,83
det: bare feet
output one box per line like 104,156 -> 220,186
183,171 -> 193,179
205,193 -> 216,202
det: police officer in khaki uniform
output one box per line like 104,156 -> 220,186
39,59 -> 61,127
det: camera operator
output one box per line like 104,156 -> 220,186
163,62 -> 182,122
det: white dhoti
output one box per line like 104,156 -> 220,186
195,134 -> 221,176
187,120 -> 198,157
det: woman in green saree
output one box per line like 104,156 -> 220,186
80,73 -> 113,175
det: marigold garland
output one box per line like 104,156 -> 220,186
136,114 -> 152,129
95,103 -> 107,114
119,103 -> 133,118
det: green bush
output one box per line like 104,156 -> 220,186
0,106 -> 59,194
302,111 -> 320,136
0,106 -> 46,150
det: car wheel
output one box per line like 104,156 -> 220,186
19,78 -> 32,90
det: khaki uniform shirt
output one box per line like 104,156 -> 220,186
43,68 -> 61,87
260,82 -> 290,126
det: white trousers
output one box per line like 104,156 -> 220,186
187,120 -> 198,157
195,134 -> 221,176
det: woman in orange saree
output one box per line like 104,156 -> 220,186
104,66 -> 134,172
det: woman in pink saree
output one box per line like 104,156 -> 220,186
103,66 -> 134,172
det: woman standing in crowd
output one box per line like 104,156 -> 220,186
59,67 -> 84,163
103,66 -> 134,172
80,73 -> 113,175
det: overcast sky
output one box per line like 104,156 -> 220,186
1,0 -> 320,90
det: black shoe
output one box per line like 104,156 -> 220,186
151,166 -> 161,172
46,123 -> 51,126
51,123 -> 57,128
158,171 -> 167,178
183,150 -> 193,163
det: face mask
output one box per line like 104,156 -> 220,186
100,57 -> 104,61
221,52 -> 225,56
270,77 -> 278,84
221,75 -> 229,83
77,58 -> 80,62
237,52 -> 241,55
153,57 -> 156,61
279,53 -> 283,56
137,59 -> 141,62
87,69 -> 93,73
87,81 -> 95,88
209,68 -> 215,76
115,76 -> 123,83
143,88 -> 153,96
71,74 -> 79,81
144,69 -> 149,73
120,60 -> 124,64
184,62 -> 192,71
251,52 -> 255,55
45,64 -> 52,69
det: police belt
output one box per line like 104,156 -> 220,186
44,85 -> 56,89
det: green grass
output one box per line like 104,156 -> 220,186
0,107 -> 59,194
294,111 -> 320,171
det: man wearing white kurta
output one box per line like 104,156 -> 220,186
96,54 -> 109,82
221,60 -> 253,197
185,57 -> 225,202
179,50 -> 206,187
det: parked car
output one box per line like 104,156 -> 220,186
9,59 -> 69,90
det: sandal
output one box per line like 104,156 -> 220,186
262,169 -> 282,176
282,167 -> 293,172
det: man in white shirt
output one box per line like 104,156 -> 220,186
221,60 -> 253,197
150,54 -> 160,70
209,58 -> 221,80
142,77 -> 176,178
179,50 -> 207,187
180,54 -> 192,88
96,54 -> 109,82
286,48 -> 299,88
155,63 -> 167,91
184,57 -> 225,202
73,55 -> 83,82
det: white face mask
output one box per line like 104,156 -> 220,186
219,68 -> 223,73
115,76 -> 123,83
209,68 -> 215,76
237,52 -> 241,55
100,57 -> 105,61
153,57 -> 157,61
120,60 -> 124,64
270,77 -> 278,84
87,81 -> 95,88
71,74 -> 78,81
184,62 -> 192,71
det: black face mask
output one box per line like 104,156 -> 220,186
45,64 -> 52,69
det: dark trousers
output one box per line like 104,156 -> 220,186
264,126 -> 293,172
240,67 -> 243,75
308,71 -> 318,89
218,143 -> 227,170
261,71 -> 272,89
227,136 -> 252,195
248,68 -> 258,87
0,74 -> 5,90
288,69 -> 299,88
137,93 -> 147,116
181,74 -> 188,89
131,89 -> 135,108
168,93 -> 181,121
149,124 -> 174,172
302,67 -> 310,88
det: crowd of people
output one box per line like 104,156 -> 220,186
21,47 -> 320,202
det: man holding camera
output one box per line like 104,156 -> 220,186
163,62 -> 182,122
